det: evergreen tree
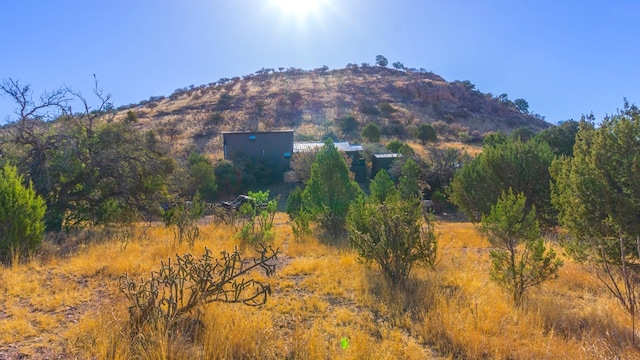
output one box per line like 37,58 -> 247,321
0,164 -> 46,264
481,190 -> 562,306
361,122 -> 381,143
399,158 -> 422,200
369,169 -> 398,204
551,104 -> 640,316
302,139 -> 362,239
450,139 -> 556,228
187,152 -> 217,202
414,123 -> 437,145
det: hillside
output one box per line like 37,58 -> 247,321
112,65 -> 552,155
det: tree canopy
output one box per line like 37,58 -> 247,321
551,104 -> 640,261
450,139 -> 556,228
302,139 -> 362,238
535,119 -> 581,157
375,55 -> 388,67
0,79 -> 174,230
414,123 -> 437,145
361,122 -> 381,143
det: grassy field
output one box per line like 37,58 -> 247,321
0,214 -> 638,359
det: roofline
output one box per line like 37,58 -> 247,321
222,129 -> 294,134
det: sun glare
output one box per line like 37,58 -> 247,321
270,0 -> 328,19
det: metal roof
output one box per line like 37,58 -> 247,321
294,141 -> 363,153
373,153 -> 403,159
222,129 -> 294,135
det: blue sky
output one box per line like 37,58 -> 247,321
1,0 -> 639,125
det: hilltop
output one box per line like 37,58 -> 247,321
111,64 -> 551,155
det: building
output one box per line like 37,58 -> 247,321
371,153 -> 402,178
222,132 -> 369,183
222,130 -> 294,181
293,141 -> 364,154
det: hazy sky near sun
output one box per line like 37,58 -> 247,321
1,0 -> 639,125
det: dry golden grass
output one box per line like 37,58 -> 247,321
434,140 -> 483,156
1,215 -> 639,359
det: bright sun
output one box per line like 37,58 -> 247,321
270,0 -> 328,19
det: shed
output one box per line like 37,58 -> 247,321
372,153 -> 402,178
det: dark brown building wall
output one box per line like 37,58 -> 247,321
223,130 -> 294,180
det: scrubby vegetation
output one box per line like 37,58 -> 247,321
1,67 -> 640,358
1,216 -> 639,359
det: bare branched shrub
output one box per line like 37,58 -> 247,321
118,245 -> 279,341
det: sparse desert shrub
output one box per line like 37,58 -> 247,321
186,152 -> 217,202
337,115 -> 359,135
509,126 -> 535,142
118,245 -> 279,345
216,92 -> 234,111
380,122 -> 406,137
348,159 -> 436,288
285,186 -> 304,219
430,120 -> 449,137
124,110 -> 138,123
206,112 -> 224,126
378,102 -> 397,118
289,151 -> 318,183
414,123 -> 437,144
358,103 -> 380,116
291,211 -> 312,240
163,194 -> 205,246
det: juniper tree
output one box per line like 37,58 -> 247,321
480,190 -> 562,306
302,139 -> 362,239
551,103 -> 640,323
0,164 -> 46,264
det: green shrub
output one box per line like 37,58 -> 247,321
386,140 -> 405,153
414,123 -> 437,144
338,115 -> 359,134
347,195 -> 436,288
237,191 -> 277,244
163,193 -> 205,246
480,190 -> 562,306
378,102 -> 397,118
286,187 -> 304,219
0,165 -> 46,264
361,122 -> 382,143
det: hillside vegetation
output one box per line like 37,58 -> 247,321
110,64 -> 550,155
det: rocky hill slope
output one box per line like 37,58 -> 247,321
113,65 -> 552,155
